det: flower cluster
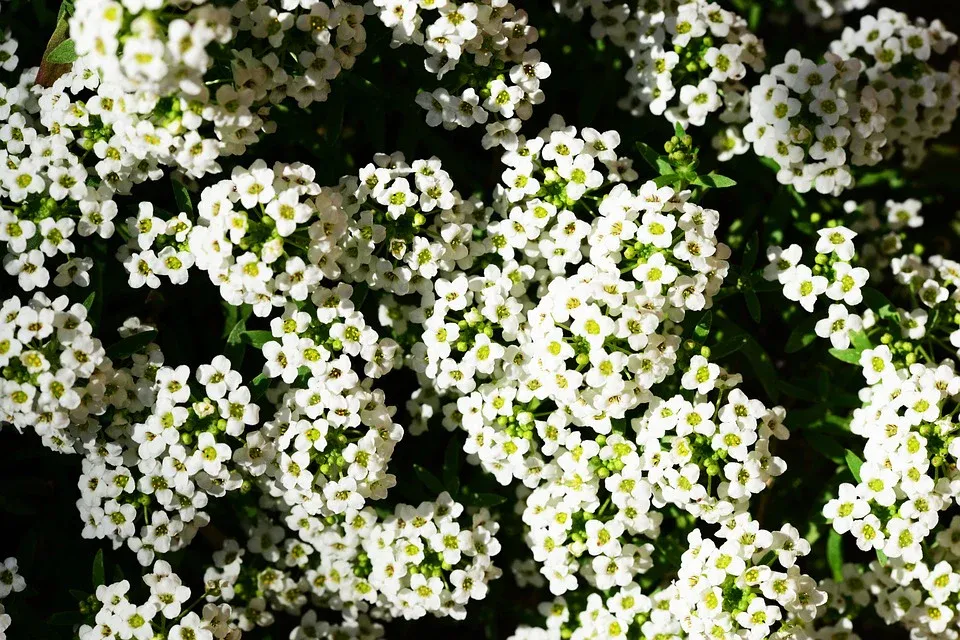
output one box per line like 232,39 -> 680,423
0,293 -> 109,450
518,374 -> 789,595
764,224 -> 869,315
78,347 -> 257,565
747,10 -> 960,194
185,159 -> 348,316
558,0 -> 766,128
830,8 -> 960,169
78,561 -> 240,640
249,290 -> 403,518
203,493 -> 501,626
376,0 -> 551,132
511,518 -> 826,640
335,153 -> 485,296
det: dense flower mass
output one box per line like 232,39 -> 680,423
1,0 -> 960,639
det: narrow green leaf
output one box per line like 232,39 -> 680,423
711,333 -> 749,359
694,311 -> 712,342
804,430 -> 845,462
413,464 -> 445,495
745,291 -> 761,323
242,330 -> 274,349
828,348 -> 861,365
653,173 -> 679,188
250,372 -> 270,400
82,291 -> 96,310
49,611 -> 85,626
464,492 -> 507,508
171,175 -> 194,214
827,529 -> 844,581
106,330 -> 157,360
674,121 -> 685,138
443,435 -> 462,497
850,330 -> 872,352
742,337 -> 780,402
92,549 -> 104,588
785,314 -> 819,353
696,172 -> 737,189
861,287 -> 892,311
845,449 -> 864,482
635,142 -> 663,172
46,38 -> 77,64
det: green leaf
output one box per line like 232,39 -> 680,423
106,330 -> 157,360
861,287 -> 892,311
711,333 -> 749,359
777,379 -> 819,402
827,529 -> 844,582
69,589 -> 88,601
742,338 -> 780,402
804,430 -> 845,462
250,372 -> 270,400
464,492 -> 507,508
845,449 -> 864,482
694,172 -> 738,189
877,549 -> 888,565
49,611 -> 85,626
674,121 -> 685,138
828,348 -> 861,365
46,37 -> 77,64
694,311 -> 712,342
57,0 -> 76,21
242,330 -> 274,349
745,291 -> 761,323
443,435 -> 462,497
82,291 -> 96,310
92,549 -> 104,588
635,142 -> 661,171
171,175 -> 194,215
653,173 -> 679,188
785,314 -> 819,353
225,304 -> 252,344
850,330 -> 872,352
413,464 -> 445,495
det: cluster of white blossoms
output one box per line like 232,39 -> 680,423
746,10 -> 960,194
0,558 -> 25,640
824,361 -> 960,562
77,343 -> 261,566
555,0 -> 765,128
762,194 -> 960,631
0,293 -> 109,450
78,561 -> 240,640
518,375 -> 790,596
377,0 -> 551,132
511,518 -> 826,640
334,153 -> 486,297
829,8 -> 960,169
202,493 -> 501,626
823,541 -> 960,640
818,215 -> 960,559
249,289 -> 404,518
184,160 -> 348,316
72,0 -> 367,123
763,224 -> 869,316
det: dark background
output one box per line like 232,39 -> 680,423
1,0 -> 959,637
